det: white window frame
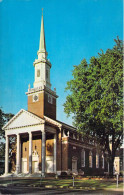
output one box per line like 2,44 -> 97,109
77,134 -> 79,140
96,153 -> 99,168
37,69 -> 40,77
102,154 -> 104,169
89,151 -> 92,168
81,149 -> 85,167
73,134 -> 76,139
48,94 -> 53,104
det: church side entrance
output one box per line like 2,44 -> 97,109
72,156 -> 78,174
46,135 -> 54,173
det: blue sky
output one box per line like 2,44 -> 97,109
0,0 -> 123,126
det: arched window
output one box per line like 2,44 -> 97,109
81,149 -> 85,167
89,151 -> 92,168
96,153 -> 99,168
37,69 -> 40,77
101,154 -> 104,169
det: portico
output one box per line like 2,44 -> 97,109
4,109 -> 58,176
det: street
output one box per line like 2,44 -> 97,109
0,186 -> 123,195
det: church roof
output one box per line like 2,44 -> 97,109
56,119 -> 77,132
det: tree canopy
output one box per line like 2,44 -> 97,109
64,37 -> 123,175
0,108 -> 14,156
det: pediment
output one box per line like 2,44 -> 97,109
3,109 -> 44,130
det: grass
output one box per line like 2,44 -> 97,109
0,178 -> 123,190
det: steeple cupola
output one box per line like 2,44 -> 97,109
33,10 -> 51,89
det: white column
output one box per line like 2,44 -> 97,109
42,131 -> 46,177
5,135 -> 9,174
20,138 -> 22,172
54,133 -> 57,173
16,134 -> 20,174
29,132 -> 32,174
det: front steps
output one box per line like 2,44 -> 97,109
0,172 -> 56,178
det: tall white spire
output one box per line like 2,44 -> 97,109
37,8 -> 48,60
39,8 -> 46,52
33,9 -> 51,89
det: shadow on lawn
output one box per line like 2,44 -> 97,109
0,178 -> 122,189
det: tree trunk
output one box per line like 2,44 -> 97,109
109,156 -> 114,177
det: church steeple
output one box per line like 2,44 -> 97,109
26,10 -> 58,120
33,10 -> 51,89
39,9 -> 46,52
37,9 -> 48,60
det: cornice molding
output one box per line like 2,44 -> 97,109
4,123 -> 43,131
45,86 -> 58,98
44,116 -> 62,128
33,58 -> 51,68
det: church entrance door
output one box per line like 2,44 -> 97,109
32,161 -> 38,173
32,151 -> 39,173
22,158 -> 27,173
46,156 -> 54,173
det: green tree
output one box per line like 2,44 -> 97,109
0,108 -> 14,157
64,37 -> 123,176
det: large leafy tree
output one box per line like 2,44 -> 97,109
64,37 -> 123,176
0,108 -> 14,158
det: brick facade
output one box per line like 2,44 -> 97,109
44,92 -> 56,120
27,90 -> 56,120
9,128 -> 108,176
28,92 -> 44,118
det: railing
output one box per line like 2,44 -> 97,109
28,86 -> 43,93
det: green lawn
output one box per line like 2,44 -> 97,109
0,178 -> 123,190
